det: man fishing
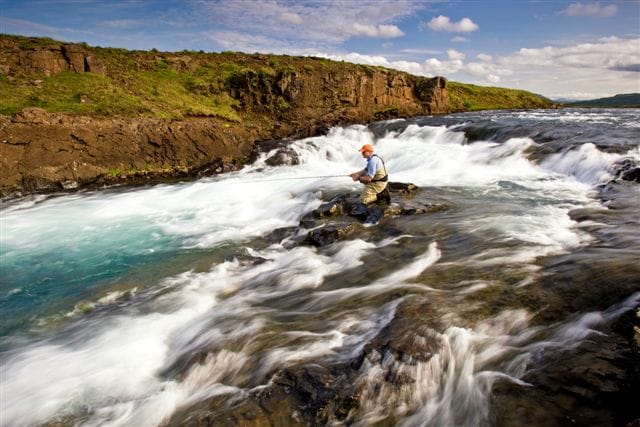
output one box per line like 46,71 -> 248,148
350,144 -> 391,204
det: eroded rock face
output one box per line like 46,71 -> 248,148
0,39 -> 105,76
0,109 -> 257,196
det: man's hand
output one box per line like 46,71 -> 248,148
350,173 -> 360,181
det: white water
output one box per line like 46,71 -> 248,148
1,119 -> 638,426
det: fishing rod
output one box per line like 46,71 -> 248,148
239,174 -> 349,183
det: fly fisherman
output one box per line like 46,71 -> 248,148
350,144 -> 391,204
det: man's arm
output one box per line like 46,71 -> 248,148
350,169 -> 367,182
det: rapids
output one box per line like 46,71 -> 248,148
1,108 -> 639,426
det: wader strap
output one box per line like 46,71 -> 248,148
371,154 -> 388,182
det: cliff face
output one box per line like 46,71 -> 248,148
0,36 -> 449,197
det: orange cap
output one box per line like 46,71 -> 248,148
358,144 -> 374,153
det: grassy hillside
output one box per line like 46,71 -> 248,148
1,34 -> 553,119
567,93 -> 640,108
447,81 -> 553,111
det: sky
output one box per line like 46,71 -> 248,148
1,0 -> 639,100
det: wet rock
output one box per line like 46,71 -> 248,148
264,226 -> 300,244
360,297 -> 444,365
388,182 -> 419,195
363,206 -> 385,225
622,167 -> 640,182
313,197 -> 344,218
249,139 -> 300,166
490,307 -> 640,427
265,147 -> 299,166
168,363 -> 358,426
349,202 -> 370,220
612,158 -> 640,183
306,223 -> 357,247
398,201 -> 449,215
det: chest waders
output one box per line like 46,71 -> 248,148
361,154 -> 390,204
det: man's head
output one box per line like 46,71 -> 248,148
359,144 -> 374,158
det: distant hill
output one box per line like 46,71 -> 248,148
566,93 -> 640,108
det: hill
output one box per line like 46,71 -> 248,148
567,93 -> 640,108
447,81 -> 553,112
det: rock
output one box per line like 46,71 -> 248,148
306,223 -> 357,247
349,202 -> 370,220
363,206 -> 385,225
61,179 -> 78,189
388,181 -> 419,194
248,139 -> 299,166
313,197 -> 344,218
622,167 -> 640,182
612,158 -> 640,183
264,226 -> 305,246
265,147 -> 299,166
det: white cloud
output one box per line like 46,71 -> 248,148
313,36 -> 639,100
451,36 -> 467,43
352,23 -> 404,38
561,2 -> 618,17
447,49 -> 465,60
426,15 -> 479,33
504,37 -> 640,71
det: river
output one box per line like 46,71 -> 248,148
1,108 -> 639,426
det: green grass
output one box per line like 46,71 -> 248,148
0,69 -> 241,120
448,81 -> 552,111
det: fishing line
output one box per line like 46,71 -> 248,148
233,174 -> 349,183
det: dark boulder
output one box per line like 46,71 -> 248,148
388,182 -> 419,194
306,223 -> 357,247
612,158 -> 640,183
249,139 -> 300,166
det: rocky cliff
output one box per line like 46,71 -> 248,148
0,36 -> 450,197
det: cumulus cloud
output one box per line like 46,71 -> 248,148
352,23 -> 404,38
314,36 -> 639,99
447,49 -> 465,60
425,15 -> 479,33
561,2 -> 618,17
505,37 -> 640,71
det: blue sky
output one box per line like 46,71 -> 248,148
1,0 -> 639,99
